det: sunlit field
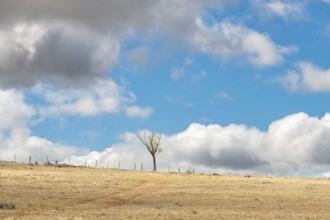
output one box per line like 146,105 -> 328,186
1,162 -> 330,219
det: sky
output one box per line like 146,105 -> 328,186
1,0 -> 330,177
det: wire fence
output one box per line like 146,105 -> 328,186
1,154 -> 196,174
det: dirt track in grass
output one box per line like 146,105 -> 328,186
1,162 -> 330,219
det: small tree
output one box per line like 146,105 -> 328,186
136,131 -> 163,171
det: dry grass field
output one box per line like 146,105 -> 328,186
1,162 -> 330,219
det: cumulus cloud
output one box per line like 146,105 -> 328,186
34,80 -> 121,116
65,112 -> 330,177
0,0 -> 295,90
0,23 -> 119,88
1,136 -> 88,163
0,89 -> 87,162
190,19 -> 297,67
31,79 -> 152,118
165,123 -> 266,170
2,99 -> 330,177
124,106 -> 154,119
0,89 -> 34,131
66,132 -> 151,169
280,62 -> 330,92
0,22 -> 151,118
252,0 -> 304,19
0,1 -> 169,88
0,0 -> 223,88
265,113 -> 330,166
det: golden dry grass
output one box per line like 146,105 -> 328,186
1,162 -> 330,219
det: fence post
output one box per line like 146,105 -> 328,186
95,160 -> 98,168
29,156 -> 31,164
119,162 -> 120,169
134,163 -> 136,171
141,163 -> 143,171
14,154 -> 16,163
106,161 -> 109,168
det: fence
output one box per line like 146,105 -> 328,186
2,154 -> 196,174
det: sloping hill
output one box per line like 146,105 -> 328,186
1,162 -> 330,219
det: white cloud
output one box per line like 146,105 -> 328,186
190,19 -> 297,67
67,132 -> 153,169
1,134 -> 88,163
252,0 -> 304,19
66,112 -> 330,177
2,102 -> 330,177
0,89 -> 35,131
0,89 -> 87,162
323,0 -> 330,4
280,62 -> 330,92
171,68 -> 186,81
165,123 -> 266,171
31,79 -> 152,118
215,92 -> 233,100
124,106 -> 154,119
35,80 -> 121,116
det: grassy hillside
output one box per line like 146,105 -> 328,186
1,162 -> 330,219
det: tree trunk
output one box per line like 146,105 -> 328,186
152,154 -> 156,171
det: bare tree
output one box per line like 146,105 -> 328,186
136,131 -> 163,171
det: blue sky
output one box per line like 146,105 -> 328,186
1,0 -> 330,177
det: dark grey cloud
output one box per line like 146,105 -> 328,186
33,28 -> 95,82
2,0 -> 271,89
0,23 -> 119,88
0,0 -> 156,32
311,130 -> 330,165
0,0 -> 217,88
0,0 -> 220,34
187,147 -> 266,170
217,148 -> 265,169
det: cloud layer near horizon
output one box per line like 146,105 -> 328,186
0,89 -> 89,162
2,109 -> 329,177
67,112 -> 330,177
